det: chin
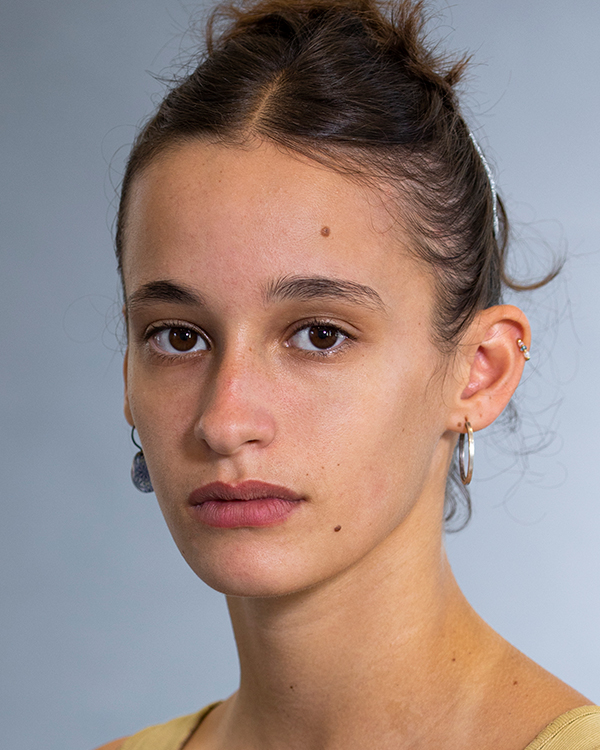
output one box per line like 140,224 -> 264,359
189,562 -> 317,599
175,535 -> 323,599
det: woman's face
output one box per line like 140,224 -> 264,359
123,140 -> 458,597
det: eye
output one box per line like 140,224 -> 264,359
151,326 -> 208,355
288,323 -> 348,353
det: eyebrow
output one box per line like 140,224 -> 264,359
126,275 -> 387,314
263,274 -> 387,312
126,280 -> 205,312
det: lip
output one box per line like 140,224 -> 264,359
188,480 -> 304,528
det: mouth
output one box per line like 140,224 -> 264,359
188,480 -> 304,528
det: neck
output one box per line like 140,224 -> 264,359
219,499 -> 494,749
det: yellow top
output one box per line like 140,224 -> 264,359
523,706 -> 600,750
120,704 -> 600,750
120,704 -> 217,750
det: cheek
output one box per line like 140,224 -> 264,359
285,358 -> 442,505
124,360 -> 197,478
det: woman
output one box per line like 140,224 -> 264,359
97,0 -> 599,747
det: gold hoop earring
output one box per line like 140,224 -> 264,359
459,419 -> 474,485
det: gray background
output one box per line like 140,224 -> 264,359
1,1 -> 598,748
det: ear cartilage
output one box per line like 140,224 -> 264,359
516,339 -> 530,361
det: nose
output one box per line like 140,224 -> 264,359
194,351 -> 277,456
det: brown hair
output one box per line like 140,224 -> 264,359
115,0 -> 556,526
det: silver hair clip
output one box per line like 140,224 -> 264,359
468,131 -> 499,238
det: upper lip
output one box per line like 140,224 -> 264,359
189,480 -> 303,505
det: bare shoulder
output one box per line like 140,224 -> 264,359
482,640 -> 593,749
92,739 -> 127,750
504,642 -> 591,707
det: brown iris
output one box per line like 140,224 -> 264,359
308,325 -> 339,350
168,327 -> 198,352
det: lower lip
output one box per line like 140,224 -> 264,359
191,498 -> 300,528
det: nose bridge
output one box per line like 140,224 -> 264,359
195,339 -> 276,455
212,346 -> 261,409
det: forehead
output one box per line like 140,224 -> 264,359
123,140 -> 428,309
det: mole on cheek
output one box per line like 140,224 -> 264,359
334,525 -> 342,532
320,226 -> 331,237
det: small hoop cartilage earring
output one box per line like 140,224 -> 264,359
130,426 -> 153,493
458,418 -> 474,486
516,338 -> 531,361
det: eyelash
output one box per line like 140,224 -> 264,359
144,320 -> 209,362
142,318 -> 355,361
287,318 -> 355,358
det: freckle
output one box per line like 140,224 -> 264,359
320,225 -> 331,237
290,685 -> 294,690
334,525 -> 342,532
451,657 -> 456,662
457,423 -> 461,428
513,680 -> 518,686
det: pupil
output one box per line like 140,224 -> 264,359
309,326 -> 337,349
169,327 -> 197,351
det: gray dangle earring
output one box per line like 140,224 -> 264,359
130,427 -> 153,493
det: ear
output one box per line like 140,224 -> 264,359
123,347 -> 134,427
447,305 -> 530,433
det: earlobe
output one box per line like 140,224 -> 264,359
450,305 -> 530,432
123,348 -> 134,427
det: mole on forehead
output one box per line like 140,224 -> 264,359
320,226 -> 331,237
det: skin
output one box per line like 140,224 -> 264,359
97,140 -> 589,750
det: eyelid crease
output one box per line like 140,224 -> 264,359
143,319 -> 204,338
